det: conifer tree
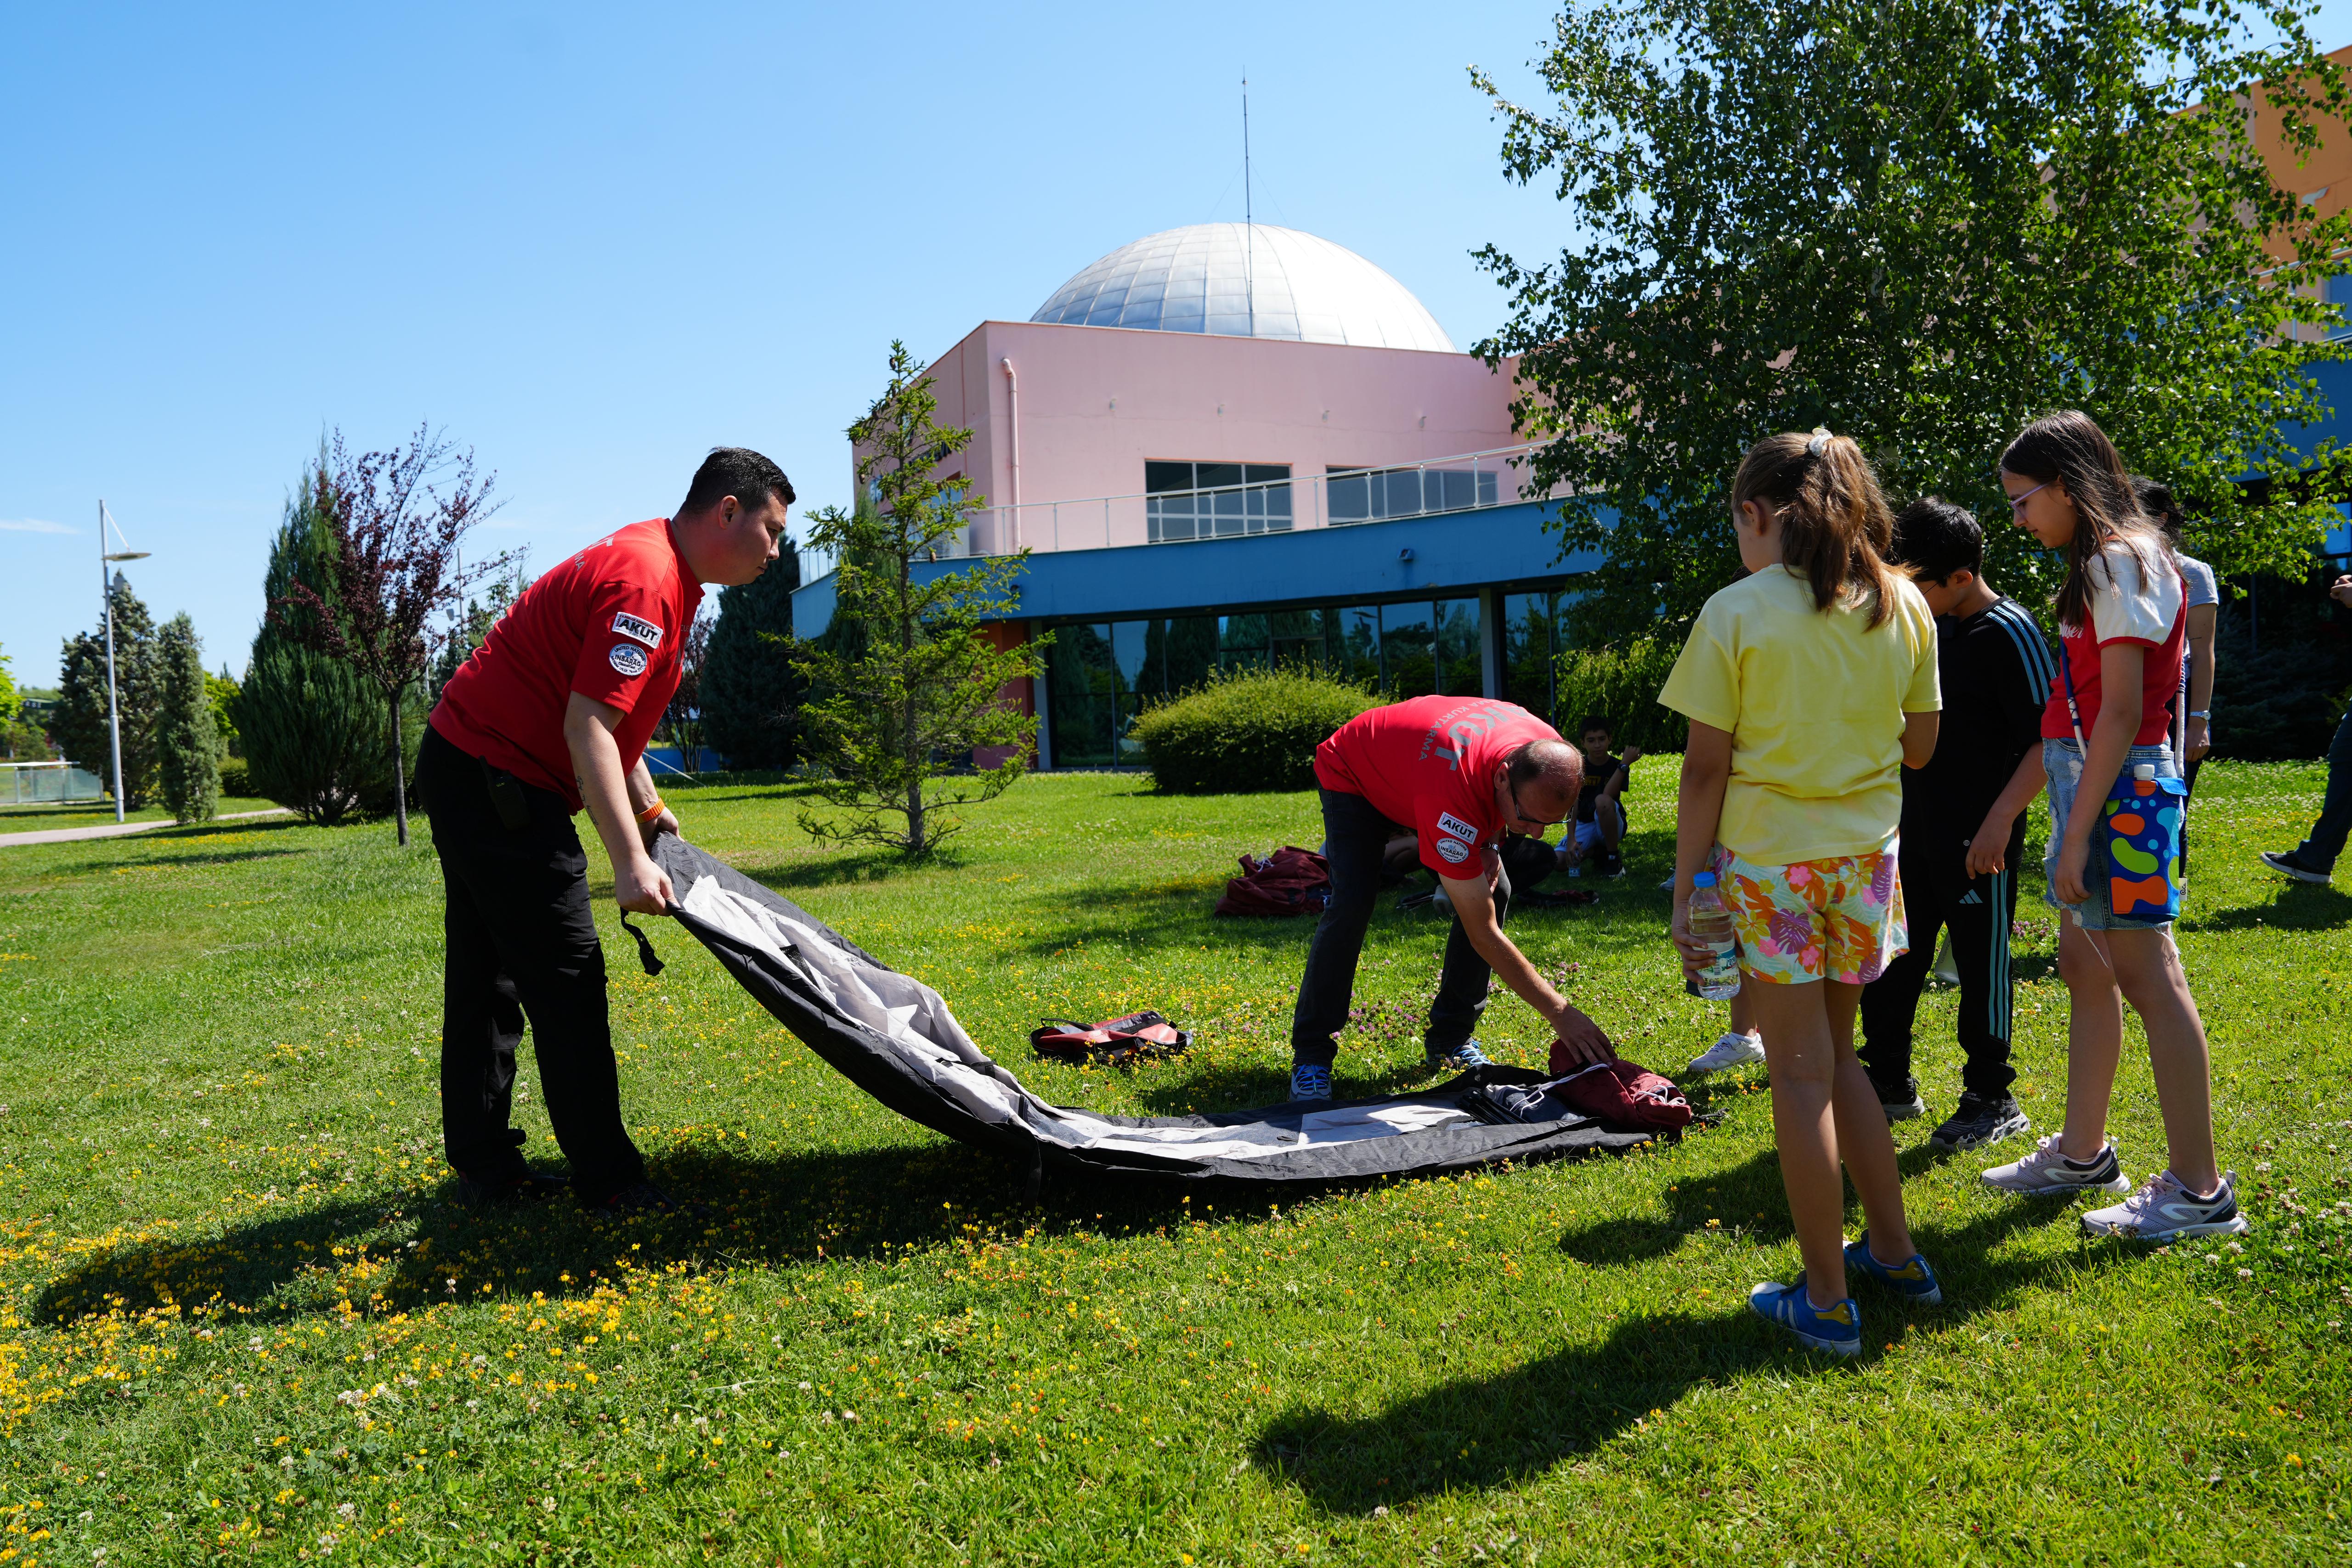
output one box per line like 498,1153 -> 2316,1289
234,457 -> 391,825
53,575 -> 162,807
155,613 -> 222,823
701,539 -> 803,769
791,342 -> 1045,855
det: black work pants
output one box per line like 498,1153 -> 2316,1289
1290,787 -> 1512,1067
418,725 -> 647,1204
1858,823 -> 2024,1099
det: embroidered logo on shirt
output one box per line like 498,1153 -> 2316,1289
611,611 -> 664,649
608,643 -> 649,677
1435,836 -> 1471,864
1436,811 -> 1479,844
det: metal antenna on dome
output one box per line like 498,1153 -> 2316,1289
1243,73 -> 1255,338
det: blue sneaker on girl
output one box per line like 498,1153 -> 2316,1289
1843,1232 -> 1943,1304
1747,1278 -> 1863,1356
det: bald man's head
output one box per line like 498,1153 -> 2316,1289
1496,738 -> 1583,834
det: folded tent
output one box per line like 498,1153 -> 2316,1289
652,835 -> 1662,1190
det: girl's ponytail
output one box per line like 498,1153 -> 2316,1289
1731,428 -> 1901,628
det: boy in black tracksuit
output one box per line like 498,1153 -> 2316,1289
1860,499 -> 2056,1152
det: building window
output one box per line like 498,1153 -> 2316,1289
1326,464 -> 1499,525
1145,462 -> 1294,542
2326,274 -> 2352,339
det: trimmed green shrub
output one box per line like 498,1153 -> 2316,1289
156,612 -> 222,824
1132,667 -> 1377,794
217,755 -> 252,799
1554,637 -> 1687,753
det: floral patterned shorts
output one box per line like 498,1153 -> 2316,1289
1708,841 -> 1909,986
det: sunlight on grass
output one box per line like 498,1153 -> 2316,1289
0,764 -> 2345,1563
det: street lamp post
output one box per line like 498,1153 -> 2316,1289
97,500 -> 151,825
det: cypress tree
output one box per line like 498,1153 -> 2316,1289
700,538 -> 804,769
232,463 -> 390,825
156,613 -> 222,823
53,575 -> 163,807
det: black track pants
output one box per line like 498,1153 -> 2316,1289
1858,827 -> 2023,1099
1290,786 -> 1512,1067
418,725 -> 648,1204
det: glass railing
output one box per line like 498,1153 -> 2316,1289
793,443 -> 1552,579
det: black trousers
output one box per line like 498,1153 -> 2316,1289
1290,787 -> 1512,1067
418,725 -> 647,1203
1858,823 -> 2024,1099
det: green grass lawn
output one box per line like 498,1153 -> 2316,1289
1,766 -> 2347,1565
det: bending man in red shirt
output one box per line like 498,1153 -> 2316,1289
421,447 -> 792,1214
1291,695 -> 1614,1101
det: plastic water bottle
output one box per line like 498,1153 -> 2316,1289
1686,871 -> 1742,1001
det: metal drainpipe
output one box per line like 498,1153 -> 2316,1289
1001,357 -> 1021,550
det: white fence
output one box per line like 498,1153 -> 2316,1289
3,761 -> 105,805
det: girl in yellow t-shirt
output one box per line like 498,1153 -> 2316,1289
1661,429 -> 1944,1356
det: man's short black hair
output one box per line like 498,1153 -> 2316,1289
1579,714 -> 1612,739
680,447 -> 795,518
1888,497 -> 1981,582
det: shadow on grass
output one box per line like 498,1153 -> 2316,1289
2181,881 -> 2352,933
32,1138 -> 1261,1328
52,847 -> 309,876
729,844 -> 978,890
1254,1199 -> 2115,1512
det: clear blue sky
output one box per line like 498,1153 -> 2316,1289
7,2 -> 2347,688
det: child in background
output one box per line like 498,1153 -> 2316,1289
1565,716 -> 1640,879
1857,499 -> 2054,1152
2132,476 -> 2219,875
1662,428 -> 1945,1355
1977,411 -> 2246,1240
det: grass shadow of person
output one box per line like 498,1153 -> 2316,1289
2179,880 -> 2352,933
1554,1147 -> 1797,1267
1255,1196 -> 2122,1514
32,1134 -> 1243,1330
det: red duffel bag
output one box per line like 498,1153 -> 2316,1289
1543,1055 -> 1695,1132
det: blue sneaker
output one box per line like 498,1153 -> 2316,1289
1289,1063 -> 1334,1102
1424,1039 -> 1492,1073
1843,1233 -> 1943,1305
1747,1277 -> 1863,1356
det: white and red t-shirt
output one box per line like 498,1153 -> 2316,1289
2040,541 -> 2186,747
430,518 -> 703,811
1314,696 -> 1565,879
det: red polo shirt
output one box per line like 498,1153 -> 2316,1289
430,518 -> 703,811
1314,695 -> 1566,879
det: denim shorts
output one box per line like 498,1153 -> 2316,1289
2043,737 -> 2178,930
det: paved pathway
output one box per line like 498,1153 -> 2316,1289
0,807 -> 294,849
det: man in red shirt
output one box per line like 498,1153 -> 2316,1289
419,447 -> 792,1213
1290,694 -> 1614,1101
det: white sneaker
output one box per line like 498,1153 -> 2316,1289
1686,1030 -> 1765,1075
1981,1134 -> 2131,1196
2081,1170 -> 2251,1241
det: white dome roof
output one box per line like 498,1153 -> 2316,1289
1030,223 -> 1455,352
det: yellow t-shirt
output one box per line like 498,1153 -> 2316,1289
1658,565 -> 1941,865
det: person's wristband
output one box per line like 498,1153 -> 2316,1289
2187,710 -> 2211,720
635,796 -> 666,826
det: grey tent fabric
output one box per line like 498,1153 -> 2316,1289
651,835 -> 1658,1187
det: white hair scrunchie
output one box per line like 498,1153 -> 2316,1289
1806,426 -> 1832,456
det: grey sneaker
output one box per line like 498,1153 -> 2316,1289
1875,1075 -> 1926,1122
2260,849 -> 2333,885
1686,1030 -> 1766,1075
1981,1134 -> 2130,1196
1289,1063 -> 1334,1102
1929,1092 -> 2030,1153
2082,1170 -> 2250,1241
1424,1039 -> 1493,1073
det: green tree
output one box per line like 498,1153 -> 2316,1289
53,575 -> 163,806
234,458 -> 394,825
206,666 -> 242,758
790,342 -> 1047,855
429,560 -> 531,698
1474,0 -> 2352,645
0,643 -> 17,730
701,539 -> 803,769
156,614 -> 223,823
